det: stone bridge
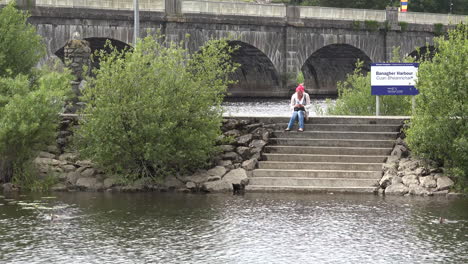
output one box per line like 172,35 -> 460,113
2,0 -> 466,97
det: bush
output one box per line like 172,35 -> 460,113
327,58 -> 412,116
0,3 -> 72,187
74,35 -> 238,181
405,24 -> 468,190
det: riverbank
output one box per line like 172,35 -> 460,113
1,115 -> 465,197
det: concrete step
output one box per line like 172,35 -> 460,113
258,161 -> 382,171
273,131 -> 398,140
249,177 -> 379,187
270,138 -> 395,148
248,116 -> 407,125
281,123 -> 402,132
264,146 -> 392,156
262,153 -> 387,163
252,169 -> 382,179
245,185 -> 379,193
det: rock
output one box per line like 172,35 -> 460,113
383,159 -> 398,172
391,145 -> 408,159
76,177 -> 103,190
385,183 -> 409,195
207,166 -> 226,177
184,170 -> 210,184
76,160 -> 93,167
224,129 -> 241,138
61,164 -> 76,172
38,151 -> 56,159
162,175 -> 185,189
51,183 -> 68,192
419,175 -> 437,188
391,176 -> 403,185
245,123 -> 262,131
223,119 -> 239,130
47,145 -> 60,155
414,167 -> 429,177
250,152 -> 261,161
236,146 -> 251,159
398,159 -> 419,171
432,190 -> 449,196
408,184 -> 431,196
217,160 -> 232,167
446,192 -> 464,198
402,174 -> 419,186
202,180 -> 232,192
433,173 -> 444,179
219,145 -> 235,152
66,172 -> 81,185
2,183 -> 19,192
207,176 -> 221,182
103,178 -> 118,189
379,173 -> 393,188
222,168 -> 248,185
186,181 -> 197,190
34,158 -> 61,166
59,153 -> 79,162
239,119 -> 251,126
236,134 -> 253,146
436,176 -> 454,191
242,158 -> 257,171
377,188 -> 384,196
249,139 -> 267,150
81,168 -> 96,178
222,151 -> 241,161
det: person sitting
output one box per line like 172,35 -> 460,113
285,84 -> 311,132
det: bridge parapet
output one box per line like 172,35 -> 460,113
399,12 -> 466,25
182,0 -> 286,17
299,6 -> 386,22
34,0 -> 164,11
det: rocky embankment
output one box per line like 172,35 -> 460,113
378,125 -> 461,197
3,116 -> 276,193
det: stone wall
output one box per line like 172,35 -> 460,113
30,116 -> 279,193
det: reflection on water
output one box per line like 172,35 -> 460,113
1,193 -> 467,264
222,98 -> 333,117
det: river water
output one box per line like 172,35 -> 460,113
1,192 -> 467,264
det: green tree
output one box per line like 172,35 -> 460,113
0,2 -> 45,77
327,56 -> 412,116
0,3 -> 72,187
405,24 -> 468,190
74,35 -> 238,181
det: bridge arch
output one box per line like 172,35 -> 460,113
301,44 -> 372,96
227,41 -> 281,97
408,45 -> 436,61
54,38 -> 132,69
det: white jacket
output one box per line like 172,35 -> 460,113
290,92 -> 311,112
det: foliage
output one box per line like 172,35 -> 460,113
398,21 -> 409,32
405,24 -> 468,190
352,21 -> 361,30
364,20 -> 380,31
327,54 -> 413,116
433,23 -> 445,36
296,71 -> 304,84
0,2 -> 45,77
74,35 -> 238,181
0,68 -> 73,183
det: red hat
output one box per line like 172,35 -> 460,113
296,84 -> 304,93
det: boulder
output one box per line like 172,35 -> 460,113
236,134 -> 253,146
236,146 -> 251,159
217,160 -> 232,167
186,181 -> 197,190
222,168 -> 248,185
80,168 -> 97,178
391,145 -> 408,159
207,166 -> 226,177
222,152 -> 240,161
58,153 -> 79,162
103,178 -> 118,189
242,159 -> 257,171
419,175 -> 437,188
202,180 -> 232,192
379,173 -> 393,188
38,151 -> 56,159
162,175 -> 185,189
61,164 -> 77,172
223,119 -> 239,130
207,176 -> 221,182
414,167 -> 429,177
224,129 -> 241,138
66,171 -> 81,185
408,184 -> 431,196
184,170 -> 210,184
219,145 -> 235,152
385,183 -> 409,195
249,140 -> 267,150
436,176 -> 454,191
402,174 -> 419,186
34,157 -> 61,166
76,177 -> 103,190
51,183 -> 68,192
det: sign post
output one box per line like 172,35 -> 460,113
371,63 -> 419,116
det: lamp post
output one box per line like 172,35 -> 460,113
134,0 -> 140,46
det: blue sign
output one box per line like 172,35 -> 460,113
371,63 -> 419,96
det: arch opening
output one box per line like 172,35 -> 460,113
54,38 -> 132,70
301,44 -> 372,97
408,46 -> 436,62
227,41 -> 281,97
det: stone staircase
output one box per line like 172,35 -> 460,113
246,116 -> 407,193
